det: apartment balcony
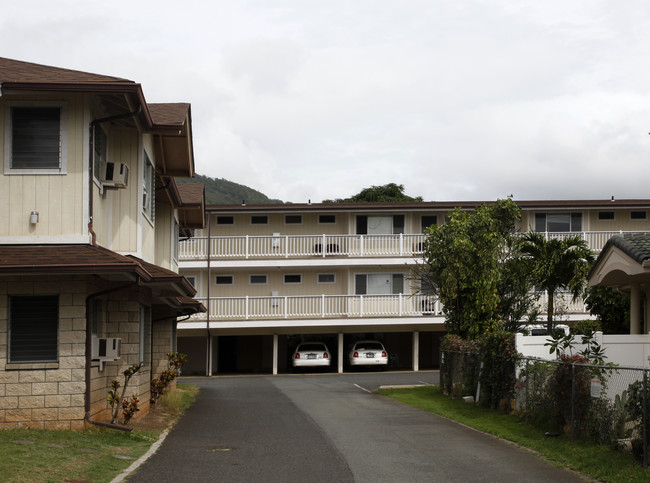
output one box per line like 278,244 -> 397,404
183,292 -> 587,323
179,231 -> 646,261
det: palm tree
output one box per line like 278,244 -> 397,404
519,232 -> 595,334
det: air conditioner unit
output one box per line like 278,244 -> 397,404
91,336 -> 122,361
100,162 -> 129,188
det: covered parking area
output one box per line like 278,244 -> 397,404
177,318 -> 445,375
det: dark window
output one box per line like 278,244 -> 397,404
12,107 -> 61,169
93,125 -> 107,180
9,295 -> 59,363
356,216 -> 368,235
317,273 -> 335,283
319,214 -> 336,224
535,213 -> 582,232
355,274 -> 367,295
598,211 -> 615,220
217,216 -> 234,225
631,211 -> 647,220
283,274 -> 302,284
251,215 -> 268,224
421,216 -> 437,232
216,275 -> 233,285
186,276 -> 197,287
285,215 -> 302,224
393,215 -> 405,234
250,275 -> 267,284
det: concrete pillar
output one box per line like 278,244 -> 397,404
205,334 -> 212,376
413,331 -> 419,372
631,285 -> 641,334
338,333 -> 344,374
273,334 -> 278,375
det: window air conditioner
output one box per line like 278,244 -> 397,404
91,336 -> 122,361
100,162 -> 129,188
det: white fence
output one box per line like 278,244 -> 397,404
179,231 -> 647,260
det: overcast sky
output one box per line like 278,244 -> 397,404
3,1 -> 650,203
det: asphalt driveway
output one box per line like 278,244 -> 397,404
125,372 -> 585,482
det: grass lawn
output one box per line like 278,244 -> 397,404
376,385 -> 648,483
0,384 -> 197,483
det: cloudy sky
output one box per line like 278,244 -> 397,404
3,1 -> 650,203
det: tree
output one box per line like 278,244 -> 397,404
519,232 -> 595,335
323,183 -> 423,203
419,198 -> 531,339
583,285 -> 629,334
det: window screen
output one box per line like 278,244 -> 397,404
12,107 -> 61,169
9,295 -> 59,363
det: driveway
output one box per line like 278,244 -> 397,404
126,372 -> 584,482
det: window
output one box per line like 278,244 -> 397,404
216,216 -> 234,225
534,213 -> 582,232
93,125 -> 107,181
421,215 -> 437,232
249,275 -> 267,285
89,299 -> 104,337
283,274 -> 302,284
355,274 -> 404,295
143,151 -> 155,221
631,211 -> 647,220
139,305 -> 151,365
598,211 -> 615,221
251,215 -> 268,225
6,105 -> 67,174
285,215 -> 302,224
9,295 -> 59,363
185,276 -> 197,287
356,215 -> 405,234
317,273 -> 336,284
216,275 -> 234,285
319,215 -> 336,224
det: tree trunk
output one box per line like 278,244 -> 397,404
546,290 -> 554,335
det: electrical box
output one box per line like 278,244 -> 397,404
100,162 -> 129,188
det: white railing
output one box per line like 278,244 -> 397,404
185,293 -> 441,321
183,291 -> 590,322
179,231 -> 647,260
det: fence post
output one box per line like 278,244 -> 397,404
643,370 -> 648,468
571,363 -> 576,442
525,359 -> 529,418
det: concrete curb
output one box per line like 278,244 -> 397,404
110,428 -> 170,483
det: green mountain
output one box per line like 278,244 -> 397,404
177,174 -> 283,205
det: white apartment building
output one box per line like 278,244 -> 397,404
178,199 -> 650,375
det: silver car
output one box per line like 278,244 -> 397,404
348,340 -> 388,367
292,342 -> 331,368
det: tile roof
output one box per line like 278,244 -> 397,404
0,57 -> 133,84
601,233 -> 650,264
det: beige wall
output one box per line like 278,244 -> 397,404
0,94 -> 87,241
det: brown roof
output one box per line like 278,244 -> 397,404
0,57 -> 133,84
0,245 -> 203,313
149,103 -> 191,129
206,199 -> 650,213
178,182 -> 205,206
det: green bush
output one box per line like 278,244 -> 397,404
572,320 -> 601,335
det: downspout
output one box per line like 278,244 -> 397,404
88,107 -> 141,247
85,281 -> 138,432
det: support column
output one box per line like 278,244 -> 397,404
645,288 -> 650,334
631,285 -> 641,335
212,335 -> 218,375
205,334 -> 212,376
273,334 -> 278,375
413,331 -> 419,372
338,333 -> 344,374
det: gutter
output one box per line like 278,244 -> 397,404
85,281 -> 138,432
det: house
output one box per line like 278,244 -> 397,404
588,233 -> 650,334
0,58 -> 205,430
177,199 -> 650,375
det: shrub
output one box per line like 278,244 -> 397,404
477,331 -> 518,409
150,352 -> 188,405
572,319 -> 601,335
546,354 -> 592,435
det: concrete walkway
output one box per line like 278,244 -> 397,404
125,372 -> 586,482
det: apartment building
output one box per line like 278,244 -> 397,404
178,199 -> 650,375
0,58 -> 204,429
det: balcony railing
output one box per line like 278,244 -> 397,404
179,231 -> 646,261
183,292 -> 587,322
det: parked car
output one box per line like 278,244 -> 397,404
292,342 -> 331,368
348,340 -> 388,367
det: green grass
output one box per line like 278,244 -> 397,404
0,385 -> 197,483
377,386 -> 648,483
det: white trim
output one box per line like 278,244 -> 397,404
4,101 -> 68,175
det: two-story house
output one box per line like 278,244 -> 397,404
177,199 -> 650,376
0,58 -> 205,430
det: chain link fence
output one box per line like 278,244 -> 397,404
441,350 -> 650,467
